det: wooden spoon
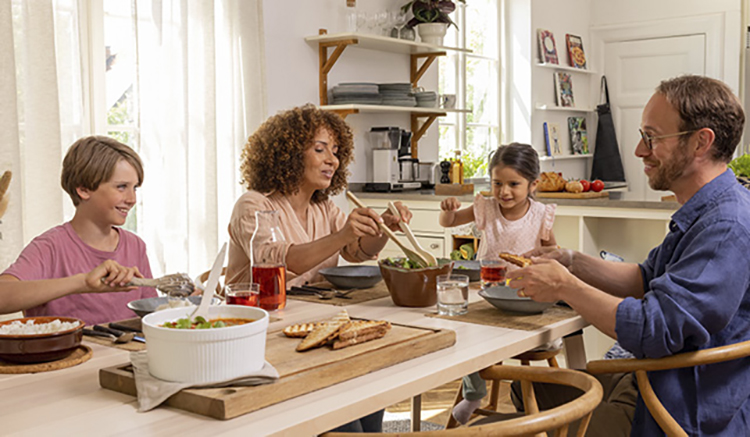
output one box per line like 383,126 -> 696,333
346,191 -> 430,268
387,201 -> 438,267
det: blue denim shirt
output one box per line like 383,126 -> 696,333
616,170 -> 750,436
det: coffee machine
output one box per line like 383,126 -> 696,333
364,127 -> 421,192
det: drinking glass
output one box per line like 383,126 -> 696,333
225,283 -> 260,307
480,257 -> 507,289
393,10 -> 408,39
437,274 -> 470,316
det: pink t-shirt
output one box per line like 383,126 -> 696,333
226,191 -> 374,288
2,222 -> 156,325
473,195 -> 556,268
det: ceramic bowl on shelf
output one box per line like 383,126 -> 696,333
141,305 -> 269,383
0,316 -> 84,364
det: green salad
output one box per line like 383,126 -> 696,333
162,316 -> 227,329
382,257 -> 429,269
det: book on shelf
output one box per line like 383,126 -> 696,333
537,29 -> 559,64
543,121 -> 562,156
554,72 -> 575,107
565,34 -> 587,69
567,117 -> 589,155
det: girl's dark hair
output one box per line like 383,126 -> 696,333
488,143 -> 540,183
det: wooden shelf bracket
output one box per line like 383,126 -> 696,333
410,112 -> 444,158
410,52 -> 446,88
318,31 -> 358,105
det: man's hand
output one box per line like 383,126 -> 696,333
84,260 -> 143,292
507,258 -> 579,302
382,201 -> 412,232
523,247 -> 575,269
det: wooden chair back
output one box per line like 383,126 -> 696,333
323,365 -> 603,437
587,339 -> 750,437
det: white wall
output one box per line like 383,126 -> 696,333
262,0 -> 440,200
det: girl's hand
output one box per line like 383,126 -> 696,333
342,207 -> 383,241
522,247 -> 574,269
440,197 -> 461,212
382,201 -> 412,232
507,258 -> 576,302
85,260 -> 143,292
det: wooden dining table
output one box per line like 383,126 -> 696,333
0,287 -> 588,436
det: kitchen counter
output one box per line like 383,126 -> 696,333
351,189 -> 681,212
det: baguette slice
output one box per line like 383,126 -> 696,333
283,322 -> 322,338
295,310 -> 351,352
498,252 -> 532,268
337,320 -> 391,341
332,327 -> 390,350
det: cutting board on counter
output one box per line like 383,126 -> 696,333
537,191 -> 609,199
99,322 -> 455,420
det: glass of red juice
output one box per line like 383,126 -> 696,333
252,264 -> 287,310
480,258 -> 507,289
225,282 -> 260,307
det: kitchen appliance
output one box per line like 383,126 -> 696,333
365,148 -> 421,192
369,127 -> 401,149
399,130 -> 413,157
399,157 -> 419,181
416,162 -> 437,187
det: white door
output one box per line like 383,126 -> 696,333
603,34 -> 706,201
604,34 -> 706,200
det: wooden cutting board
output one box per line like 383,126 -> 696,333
98,322 -> 455,419
537,191 -> 609,199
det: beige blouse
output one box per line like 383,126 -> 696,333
226,191 -> 374,288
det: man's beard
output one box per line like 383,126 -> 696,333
647,143 -> 692,191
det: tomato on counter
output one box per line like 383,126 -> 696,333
580,179 -> 591,192
591,179 -> 605,192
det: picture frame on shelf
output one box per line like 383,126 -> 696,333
554,72 -> 575,107
565,34 -> 587,69
567,117 -> 589,155
543,121 -> 562,156
537,29 -> 559,64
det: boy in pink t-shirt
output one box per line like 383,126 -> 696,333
0,136 -> 156,325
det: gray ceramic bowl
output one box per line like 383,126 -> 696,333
127,296 -> 221,318
479,285 -> 554,314
318,265 -> 382,289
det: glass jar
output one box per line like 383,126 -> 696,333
250,210 -> 287,310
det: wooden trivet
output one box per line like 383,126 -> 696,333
426,300 -> 577,331
0,345 -> 92,374
287,281 -> 391,306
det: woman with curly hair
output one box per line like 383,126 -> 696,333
226,104 -> 411,291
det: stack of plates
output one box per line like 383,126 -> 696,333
379,83 -> 416,107
414,91 -> 438,108
331,82 -> 382,105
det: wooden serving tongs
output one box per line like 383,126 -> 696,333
346,191 -> 431,268
386,201 -> 438,267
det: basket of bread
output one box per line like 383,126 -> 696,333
284,310 -> 391,352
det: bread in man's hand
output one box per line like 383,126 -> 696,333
498,252 -> 532,268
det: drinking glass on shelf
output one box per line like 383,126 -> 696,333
225,283 -> 260,307
375,11 -> 389,36
437,274 -> 470,316
393,10 -> 408,39
480,257 -> 507,289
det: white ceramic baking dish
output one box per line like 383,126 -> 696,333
141,305 -> 269,383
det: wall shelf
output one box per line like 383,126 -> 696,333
535,104 -> 595,112
320,104 -> 470,115
540,154 -> 593,161
305,32 -> 471,56
536,63 -> 597,74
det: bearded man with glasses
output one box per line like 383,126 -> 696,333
507,75 -> 750,436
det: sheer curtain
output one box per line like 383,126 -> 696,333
0,0 -> 266,280
133,0 -> 267,277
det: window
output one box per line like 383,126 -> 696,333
439,0 -> 500,179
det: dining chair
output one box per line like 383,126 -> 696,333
444,338 -> 570,429
323,365 -> 603,437
586,338 -> 750,437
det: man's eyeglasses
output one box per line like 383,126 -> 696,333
639,129 -> 698,150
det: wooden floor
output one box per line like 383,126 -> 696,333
385,377 -> 517,427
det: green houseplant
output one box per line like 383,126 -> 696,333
401,0 -> 464,45
728,153 -> 750,189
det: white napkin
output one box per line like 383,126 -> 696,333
130,351 -> 279,412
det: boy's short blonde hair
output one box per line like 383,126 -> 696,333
61,136 -> 144,206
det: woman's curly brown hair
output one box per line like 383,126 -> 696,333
240,104 -> 354,203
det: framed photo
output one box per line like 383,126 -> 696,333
537,29 -> 559,64
565,34 -> 587,69
544,121 -> 562,156
567,117 -> 589,154
554,72 -> 575,107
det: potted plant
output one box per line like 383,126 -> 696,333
401,0 -> 463,46
728,153 -> 750,189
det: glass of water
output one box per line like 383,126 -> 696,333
437,274 -> 470,316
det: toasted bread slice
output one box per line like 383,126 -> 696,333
332,327 -> 389,350
499,252 -> 532,268
337,320 -> 391,341
283,322 -> 322,338
295,310 -> 351,352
